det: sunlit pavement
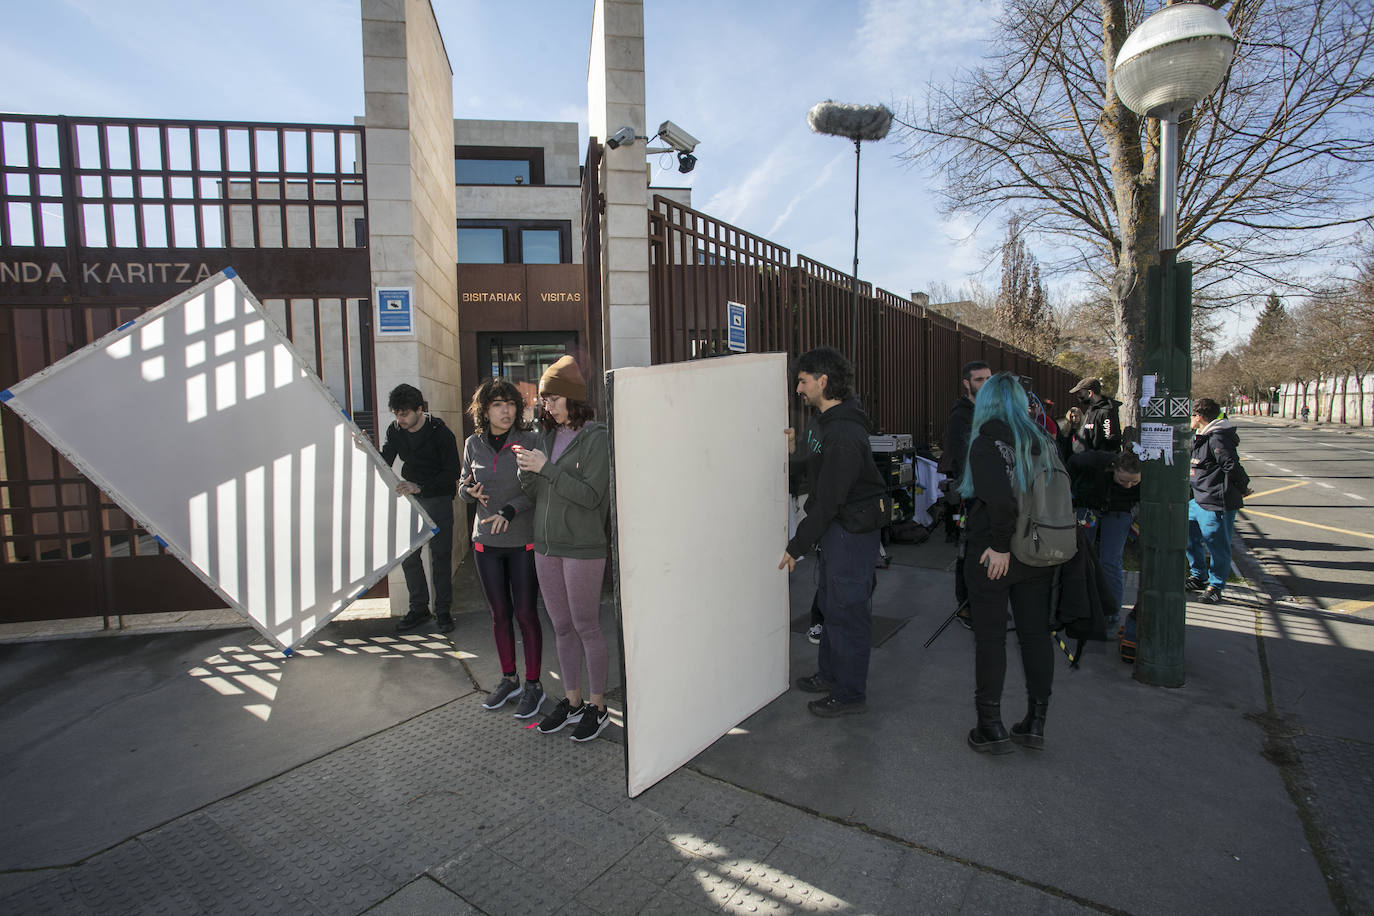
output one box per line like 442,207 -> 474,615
1,537 -> 1370,914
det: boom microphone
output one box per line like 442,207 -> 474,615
806,101 -> 893,142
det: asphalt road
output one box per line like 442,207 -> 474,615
1230,418 -> 1374,616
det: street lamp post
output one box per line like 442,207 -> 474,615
1114,4 -> 1235,688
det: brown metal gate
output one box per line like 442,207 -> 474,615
647,195 -> 1077,448
0,114 -> 372,623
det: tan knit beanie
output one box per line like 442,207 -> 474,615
539,355 -> 587,401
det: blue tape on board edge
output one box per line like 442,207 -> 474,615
341,408 -> 351,421
223,266 -> 237,278
282,647 -> 293,658
116,321 -> 135,332
153,535 -> 168,548
0,390 -> 12,403
431,527 -> 440,535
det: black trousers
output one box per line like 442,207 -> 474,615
963,540 -> 1055,706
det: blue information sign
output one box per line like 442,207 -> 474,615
727,300 -> 746,353
376,287 -> 414,336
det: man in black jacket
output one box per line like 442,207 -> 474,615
939,361 -> 992,608
382,383 -> 461,633
1186,398 -> 1249,604
780,347 -> 887,717
1069,377 -> 1122,452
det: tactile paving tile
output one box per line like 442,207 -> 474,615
1,873 -> 97,916
615,834 -> 699,886
431,841 -> 577,915
775,817 -> 855,865
574,866 -> 665,913
639,887 -> 722,914
664,856 -> 744,910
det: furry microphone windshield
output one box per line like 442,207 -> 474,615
806,102 -> 893,141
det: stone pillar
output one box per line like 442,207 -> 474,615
362,0 -> 461,614
589,0 -> 650,370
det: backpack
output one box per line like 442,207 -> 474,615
1011,449 -> 1078,567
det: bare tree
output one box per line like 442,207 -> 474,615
994,215 -> 1062,359
896,0 -> 1374,430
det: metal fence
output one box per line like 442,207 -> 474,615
0,114 -> 372,622
648,195 -> 1078,448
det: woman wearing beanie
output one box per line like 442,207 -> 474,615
460,378 -> 545,720
514,356 -> 613,742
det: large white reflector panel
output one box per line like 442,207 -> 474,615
0,270 -> 433,650
609,353 -> 790,797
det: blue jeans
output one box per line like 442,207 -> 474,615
1077,509 -> 1131,618
814,524 -> 880,703
1186,500 -> 1236,590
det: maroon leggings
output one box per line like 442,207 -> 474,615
473,545 -> 542,679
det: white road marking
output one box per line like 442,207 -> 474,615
1272,467 -> 1294,474
1316,482 -> 1335,489
1346,493 -> 1368,501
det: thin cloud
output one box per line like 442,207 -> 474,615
766,149 -> 850,238
855,0 -> 1002,77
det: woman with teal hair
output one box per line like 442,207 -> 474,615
958,372 -> 1059,754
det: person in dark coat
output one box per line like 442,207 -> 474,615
782,347 -> 888,718
1186,398 -> 1250,604
382,383 -> 462,633
959,372 -> 1060,754
1068,450 -> 1141,626
938,361 -> 992,604
1069,377 -> 1122,453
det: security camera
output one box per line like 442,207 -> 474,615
656,120 -> 699,154
605,126 -> 636,149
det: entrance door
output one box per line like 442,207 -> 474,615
478,331 -> 578,423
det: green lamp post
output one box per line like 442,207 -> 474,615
1114,3 -> 1236,687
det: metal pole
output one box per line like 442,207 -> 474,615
848,138 -> 862,365
1136,114 -> 1190,688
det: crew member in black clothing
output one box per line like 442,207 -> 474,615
939,361 -> 992,616
382,383 -> 462,633
781,347 -> 888,718
1069,377 -> 1122,453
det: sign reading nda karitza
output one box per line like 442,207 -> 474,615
0,271 -> 434,651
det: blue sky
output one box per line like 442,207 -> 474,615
1,0 -> 1012,306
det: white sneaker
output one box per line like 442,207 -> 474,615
807,624 -> 823,645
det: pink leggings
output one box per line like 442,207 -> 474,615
534,553 -> 608,696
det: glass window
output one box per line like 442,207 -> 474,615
455,159 -> 530,185
521,229 -> 561,264
458,227 -> 504,263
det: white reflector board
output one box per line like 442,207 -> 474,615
0,270 -> 434,650
609,353 -> 790,797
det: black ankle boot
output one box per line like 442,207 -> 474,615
968,701 -> 1014,755
1010,698 -> 1049,750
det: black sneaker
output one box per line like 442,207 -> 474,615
482,678 -> 521,709
1202,586 -> 1223,604
1184,575 -> 1204,591
570,703 -> 610,742
513,682 -> 544,719
536,697 -> 586,734
395,610 -> 432,632
808,696 -> 867,717
955,601 -> 972,630
795,673 -> 833,694
435,613 -> 455,633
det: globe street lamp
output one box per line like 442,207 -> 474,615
1114,3 -> 1235,688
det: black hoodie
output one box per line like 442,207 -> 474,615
1076,393 -> 1122,452
1190,418 -> 1246,511
381,415 -> 461,499
785,398 -> 887,557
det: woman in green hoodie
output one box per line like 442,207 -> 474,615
515,356 -> 612,743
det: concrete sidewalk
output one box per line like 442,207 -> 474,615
1,538 -> 1370,914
